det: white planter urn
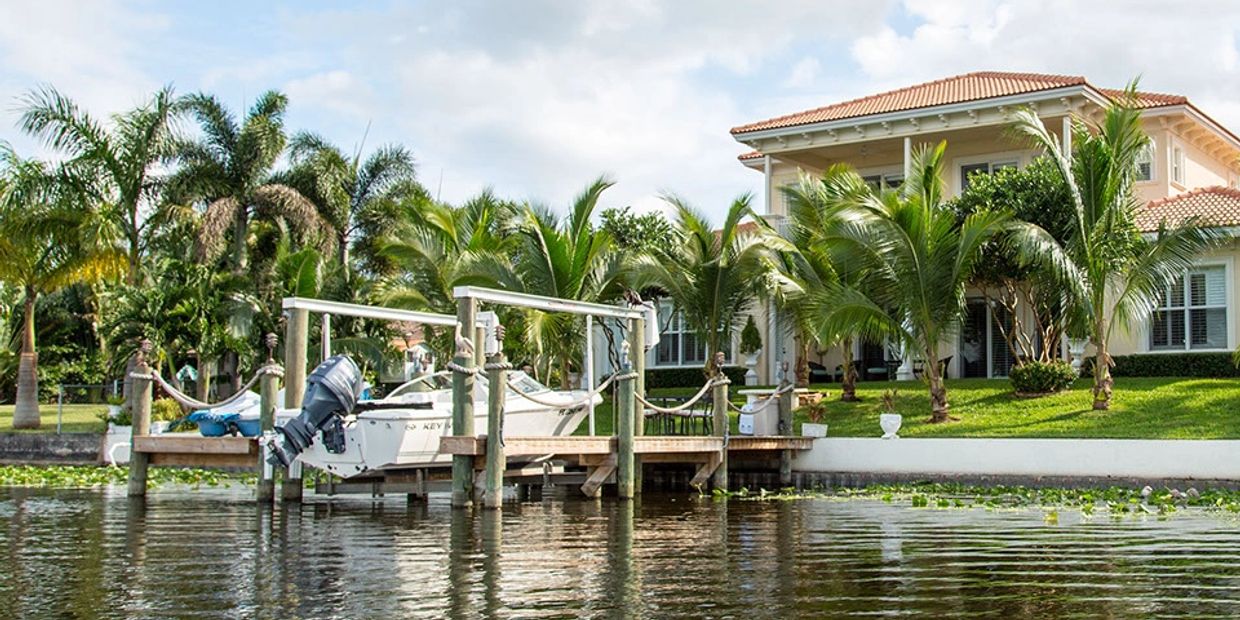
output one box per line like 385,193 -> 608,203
107,404 -> 122,418
1068,339 -> 1089,374
743,350 -> 761,386
879,413 -> 902,439
801,422 -> 828,438
150,421 -> 171,435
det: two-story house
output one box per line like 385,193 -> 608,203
728,71 -> 1240,384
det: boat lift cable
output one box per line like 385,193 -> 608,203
136,365 -> 285,411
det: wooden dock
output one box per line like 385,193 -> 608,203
440,435 -> 813,496
132,435 -> 258,468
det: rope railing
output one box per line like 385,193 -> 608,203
136,364 -> 284,411
726,382 -> 797,413
634,376 -> 729,414
506,372 -> 620,410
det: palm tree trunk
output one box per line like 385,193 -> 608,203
232,210 -> 249,273
1091,319 -> 1112,411
12,289 -> 41,429
840,337 -> 858,402
926,348 -> 950,423
339,230 -> 351,283
795,334 -> 810,388
196,357 -> 213,402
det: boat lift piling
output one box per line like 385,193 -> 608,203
126,340 -> 154,497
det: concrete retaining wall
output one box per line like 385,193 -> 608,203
0,433 -> 102,465
794,438 -> 1240,482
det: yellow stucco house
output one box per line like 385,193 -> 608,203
728,71 -> 1240,383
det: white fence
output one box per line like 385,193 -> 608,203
793,438 -> 1240,481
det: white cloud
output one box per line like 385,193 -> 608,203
284,70 -> 375,123
783,57 -> 822,89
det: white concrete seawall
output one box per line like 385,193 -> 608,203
793,438 -> 1240,481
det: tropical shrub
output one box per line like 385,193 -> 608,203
152,397 -> 183,422
1009,360 -> 1076,394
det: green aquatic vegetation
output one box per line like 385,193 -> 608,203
0,465 -> 254,489
742,481 -> 1240,518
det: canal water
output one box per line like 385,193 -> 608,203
2,486 -> 1238,618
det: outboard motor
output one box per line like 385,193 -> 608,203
267,355 -> 364,467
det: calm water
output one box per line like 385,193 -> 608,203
1,486 -> 1239,619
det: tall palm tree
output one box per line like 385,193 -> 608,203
0,146 -> 124,428
282,132 -> 423,281
509,178 -> 628,386
782,175 -> 874,399
18,85 -> 181,284
1008,85 -> 1222,410
636,194 -> 787,377
169,91 -> 328,273
803,142 -> 1058,422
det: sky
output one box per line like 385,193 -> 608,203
3,1 -> 1240,223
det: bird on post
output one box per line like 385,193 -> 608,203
454,322 -> 474,360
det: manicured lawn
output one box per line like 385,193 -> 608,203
577,377 -> 1240,439
0,404 -> 108,434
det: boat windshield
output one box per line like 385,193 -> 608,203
506,370 -> 549,394
387,372 -> 451,398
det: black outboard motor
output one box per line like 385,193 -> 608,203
267,355 -> 364,467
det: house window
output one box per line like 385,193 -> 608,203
960,160 -> 1018,191
1135,144 -> 1154,182
1150,265 -> 1227,351
1172,145 -> 1185,185
861,172 -> 903,192
653,304 -> 734,366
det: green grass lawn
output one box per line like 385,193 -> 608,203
0,404 -> 108,434
577,377 -> 1240,440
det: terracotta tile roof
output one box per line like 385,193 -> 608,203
731,71 -> 1187,135
738,150 -> 764,162
1137,186 -> 1240,232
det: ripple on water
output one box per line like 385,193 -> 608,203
0,486 -> 1238,619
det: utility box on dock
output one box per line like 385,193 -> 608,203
736,389 -> 780,436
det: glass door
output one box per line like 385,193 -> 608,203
960,300 -> 988,378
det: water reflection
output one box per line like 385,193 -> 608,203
1,487 -> 1240,618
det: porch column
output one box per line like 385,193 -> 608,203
763,155 -> 773,215
1062,116 -> 1072,153
902,136 -> 912,180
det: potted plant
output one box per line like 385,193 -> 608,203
878,389 -> 902,439
106,394 -> 124,418
100,408 -> 132,434
739,315 -> 763,386
799,400 -> 828,438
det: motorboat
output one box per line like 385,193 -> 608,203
272,356 -> 596,478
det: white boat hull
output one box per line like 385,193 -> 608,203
276,391 -> 594,478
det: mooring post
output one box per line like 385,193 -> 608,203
282,307 -> 309,502
257,333 -> 281,503
126,339 -> 154,497
616,339 -> 637,499
483,325 -> 508,509
777,362 -> 794,486
451,296 -> 478,508
711,352 -> 729,491
627,312 -> 645,494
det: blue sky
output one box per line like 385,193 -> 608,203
3,1 -> 1240,222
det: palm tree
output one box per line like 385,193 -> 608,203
802,142 -> 1054,422
636,194 -> 786,377
281,132 -> 422,281
1008,85 -> 1223,410
18,85 -> 181,284
169,91 -> 328,273
509,178 -> 628,386
0,146 -> 124,428
781,176 -> 873,399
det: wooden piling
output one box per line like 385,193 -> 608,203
483,344 -> 508,509
451,296 -> 478,508
282,308 -> 309,502
778,381 -> 795,486
257,333 -> 280,502
616,346 -> 636,499
126,340 -> 154,497
627,314 -> 645,494
711,352 -> 729,491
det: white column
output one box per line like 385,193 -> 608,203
766,300 -> 778,385
763,155 -> 773,215
902,136 -> 912,180
1062,116 -> 1072,154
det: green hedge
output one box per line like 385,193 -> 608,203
1009,360 -> 1075,393
1105,352 -> 1240,378
645,366 -> 748,389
